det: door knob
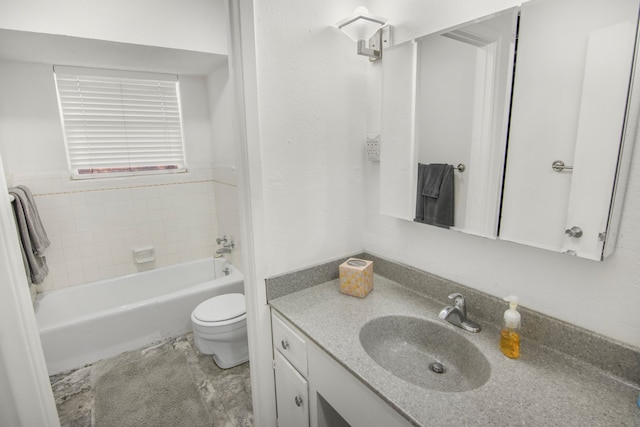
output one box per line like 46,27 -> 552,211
294,396 -> 303,407
281,340 -> 289,350
565,226 -> 583,238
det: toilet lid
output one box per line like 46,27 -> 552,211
193,293 -> 246,322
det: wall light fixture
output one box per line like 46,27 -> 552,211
336,7 -> 390,61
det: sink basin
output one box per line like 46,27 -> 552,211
359,315 -> 491,392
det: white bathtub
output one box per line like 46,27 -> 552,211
34,257 -> 243,375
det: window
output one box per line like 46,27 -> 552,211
54,66 -> 187,178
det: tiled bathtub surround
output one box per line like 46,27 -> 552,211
266,252 -> 640,387
8,165 -> 219,292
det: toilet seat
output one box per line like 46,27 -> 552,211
193,293 -> 245,324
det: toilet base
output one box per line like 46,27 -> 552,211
193,333 -> 249,369
192,320 -> 249,369
213,353 -> 249,369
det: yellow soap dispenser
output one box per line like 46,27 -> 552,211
500,296 -> 521,359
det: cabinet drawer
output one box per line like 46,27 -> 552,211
272,312 -> 308,377
275,351 -> 309,427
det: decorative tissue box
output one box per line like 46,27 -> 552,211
339,258 -> 373,298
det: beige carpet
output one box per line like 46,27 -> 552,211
95,348 -> 212,427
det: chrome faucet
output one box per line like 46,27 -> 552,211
222,261 -> 231,276
215,235 -> 235,255
439,293 -> 481,333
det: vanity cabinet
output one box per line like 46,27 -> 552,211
272,311 -> 309,427
307,341 -> 411,427
271,310 -> 411,427
274,351 -> 309,427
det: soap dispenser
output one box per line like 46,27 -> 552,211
500,295 -> 521,359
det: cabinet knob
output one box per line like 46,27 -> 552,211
281,339 -> 289,350
294,395 -> 303,407
565,226 -> 583,238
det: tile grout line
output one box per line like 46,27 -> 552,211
33,179 -> 216,197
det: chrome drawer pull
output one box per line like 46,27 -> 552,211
281,339 -> 289,350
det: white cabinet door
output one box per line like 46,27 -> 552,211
275,351 -> 309,427
499,0 -> 639,259
379,40 -> 418,221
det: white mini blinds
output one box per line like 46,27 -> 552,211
54,66 -> 187,178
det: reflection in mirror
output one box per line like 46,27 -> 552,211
499,0 -> 640,260
380,9 -> 518,238
414,9 -> 517,237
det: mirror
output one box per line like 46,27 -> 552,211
414,9 -> 518,237
380,8 -> 519,238
380,0 -> 640,260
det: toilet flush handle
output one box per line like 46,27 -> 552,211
281,340 -> 289,350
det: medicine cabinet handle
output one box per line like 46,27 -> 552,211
552,160 -> 573,172
565,226 -> 583,238
294,396 -> 303,407
281,340 -> 289,350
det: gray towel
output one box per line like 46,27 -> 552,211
9,186 -> 50,284
414,163 -> 454,228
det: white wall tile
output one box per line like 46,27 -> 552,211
69,192 -> 86,207
10,173 -> 219,291
83,268 -> 102,283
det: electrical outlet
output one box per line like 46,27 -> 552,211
366,136 -> 381,161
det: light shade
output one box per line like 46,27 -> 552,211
336,7 -> 386,42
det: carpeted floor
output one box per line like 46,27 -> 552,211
50,334 -> 253,427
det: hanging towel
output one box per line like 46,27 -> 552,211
414,163 -> 454,228
8,185 -> 50,284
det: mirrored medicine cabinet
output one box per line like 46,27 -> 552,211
379,0 -> 640,261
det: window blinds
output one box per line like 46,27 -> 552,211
54,66 -> 186,178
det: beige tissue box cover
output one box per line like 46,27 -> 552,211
339,258 -> 373,298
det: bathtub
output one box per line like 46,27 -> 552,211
34,257 -> 243,375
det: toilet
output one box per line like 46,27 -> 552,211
191,293 -> 249,369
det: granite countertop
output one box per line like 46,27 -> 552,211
270,275 -> 640,426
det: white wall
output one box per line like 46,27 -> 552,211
363,0 -> 640,348
0,59 -> 222,291
207,64 -> 244,270
252,0 -> 369,276
0,0 -> 228,55
209,64 -> 237,168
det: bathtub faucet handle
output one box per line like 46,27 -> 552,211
216,235 -> 228,245
215,239 -> 235,255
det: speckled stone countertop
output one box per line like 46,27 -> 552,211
270,275 -> 640,426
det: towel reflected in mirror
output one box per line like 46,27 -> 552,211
414,163 -> 454,228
